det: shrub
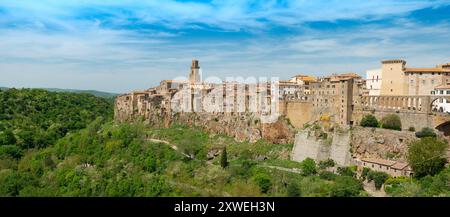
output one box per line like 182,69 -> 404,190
319,171 -> 337,181
384,176 -> 410,195
253,173 -> 272,194
415,127 -> 437,138
337,166 -> 356,177
408,127 -> 415,132
330,176 -> 363,197
381,114 -> 402,131
318,159 -> 336,170
360,114 -> 378,128
301,158 -> 317,176
367,171 -> 390,190
360,167 -> 370,181
408,137 -> 448,177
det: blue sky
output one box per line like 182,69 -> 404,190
0,0 -> 449,93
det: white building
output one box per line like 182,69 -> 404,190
431,84 -> 450,113
366,69 -> 382,96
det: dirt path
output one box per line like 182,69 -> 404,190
362,181 -> 387,197
146,138 -> 193,159
258,165 -> 302,174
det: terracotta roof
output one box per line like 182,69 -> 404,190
404,68 -> 450,73
361,158 -> 396,166
339,73 -> 361,78
391,162 -> 409,170
292,75 -> 317,82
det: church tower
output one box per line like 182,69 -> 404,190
189,59 -> 201,83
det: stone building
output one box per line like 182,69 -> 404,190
189,59 -> 201,83
380,59 -> 450,96
289,74 -> 317,94
308,73 -> 361,125
356,158 -> 412,177
366,69 -> 382,96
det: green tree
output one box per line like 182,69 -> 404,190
408,137 -> 448,177
253,173 -> 272,194
337,166 -> 356,177
367,171 -> 389,190
301,158 -> 317,176
318,159 -> 335,170
220,147 -> 228,168
0,130 -> 16,146
381,114 -> 402,131
330,176 -> 363,197
360,114 -> 378,128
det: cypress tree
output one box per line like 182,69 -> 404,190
220,147 -> 228,168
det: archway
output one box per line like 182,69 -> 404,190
435,121 -> 450,137
430,96 -> 450,114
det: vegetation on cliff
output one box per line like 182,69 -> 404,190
0,89 -> 449,197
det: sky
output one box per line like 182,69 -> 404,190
0,0 -> 449,93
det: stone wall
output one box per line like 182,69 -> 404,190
352,109 -> 433,131
291,126 -> 353,166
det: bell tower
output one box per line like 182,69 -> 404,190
189,59 -> 201,83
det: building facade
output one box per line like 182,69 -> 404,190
380,59 -> 450,96
366,69 -> 382,96
431,84 -> 450,113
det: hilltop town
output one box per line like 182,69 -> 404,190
115,59 -> 450,178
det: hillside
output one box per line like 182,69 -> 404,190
0,87 -> 118,98
0,88 -> 113,151
44,88 -> 118,98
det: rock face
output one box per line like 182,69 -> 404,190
291,126 -> 353,166
171,112 -> 295,144
115,94 -> 295,144
350,127 -> 417,162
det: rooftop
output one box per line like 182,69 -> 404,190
391,162 -> 410,170
404,68 -> 450,73
361,158 -> 396,166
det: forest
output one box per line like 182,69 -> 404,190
0,88 -> 448,197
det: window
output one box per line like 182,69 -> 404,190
441,90 -> 444,94
447,91 -> 450,94
390,89 -> 393,92
431,91 -> 435,94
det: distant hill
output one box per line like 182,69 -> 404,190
44,88 -> 118,98
0,87 -> 118,98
